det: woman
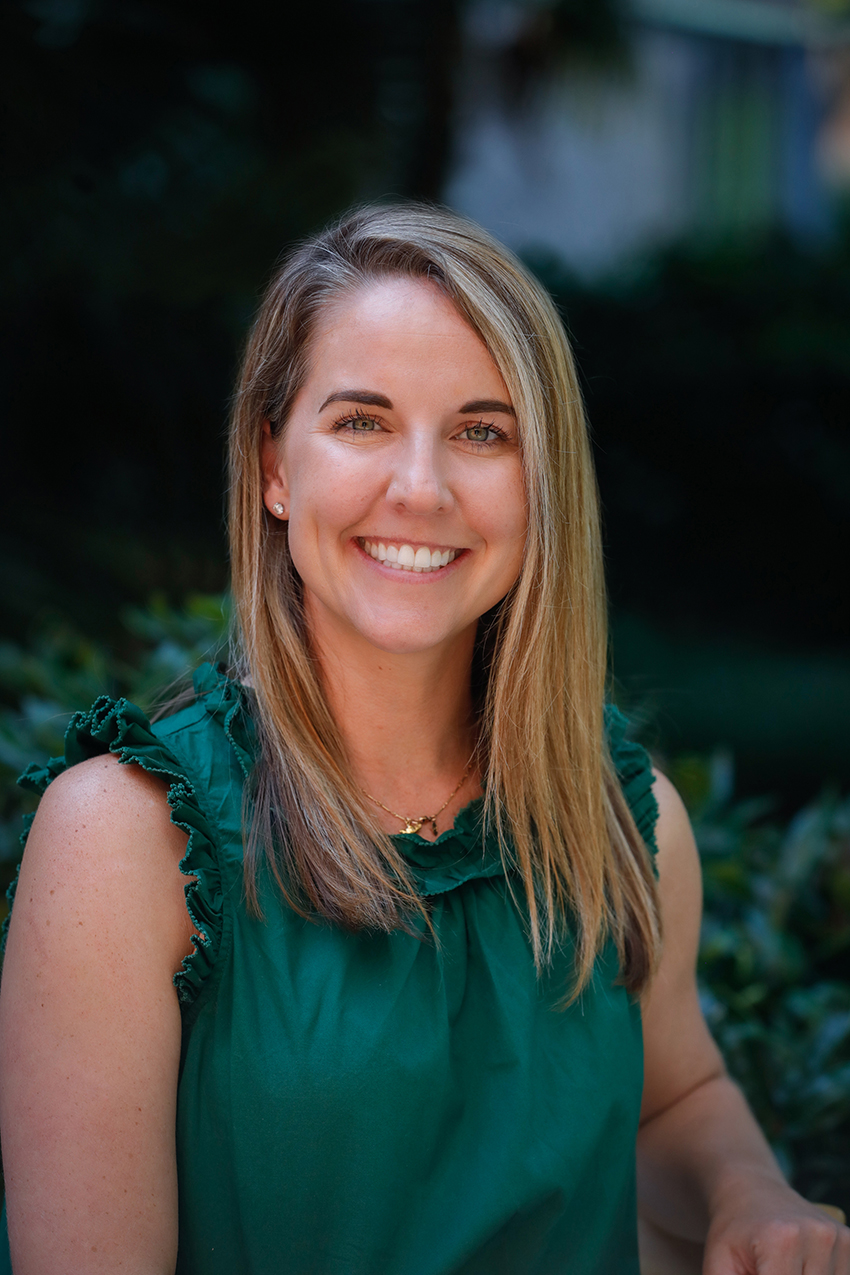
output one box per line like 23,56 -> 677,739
0,204 -> 846,1275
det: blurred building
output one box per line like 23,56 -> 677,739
445,0 -> 850,276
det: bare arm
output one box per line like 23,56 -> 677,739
638,769 -> 850,1274
0,755 -> 196,1275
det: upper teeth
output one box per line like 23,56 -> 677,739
361,540 -> 457,572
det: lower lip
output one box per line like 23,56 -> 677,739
353,540 -> 466,581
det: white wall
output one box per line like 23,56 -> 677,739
444,10 -> 831,277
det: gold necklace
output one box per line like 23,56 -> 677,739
361,756 -> 476,838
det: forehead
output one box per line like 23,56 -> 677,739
303,277 -> 509,399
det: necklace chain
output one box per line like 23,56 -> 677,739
361,755 -> 476,838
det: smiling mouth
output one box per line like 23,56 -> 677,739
358,538 -> 460,573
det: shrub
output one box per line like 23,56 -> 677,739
0,594 -> 229,879
670,751 -> 850,1212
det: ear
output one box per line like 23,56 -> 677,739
261,420 -> 290,519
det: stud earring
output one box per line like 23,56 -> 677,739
272,502 -> 286,517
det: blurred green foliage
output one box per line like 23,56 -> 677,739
670,750 -> 850,1212
0,594 -> 229,866
0,595 -> 847,1210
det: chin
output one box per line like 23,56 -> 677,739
358,627 -> 456,656
304,588 -> 478,659
349,608 -> 474,657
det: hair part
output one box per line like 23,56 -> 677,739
228,202 -> 661,998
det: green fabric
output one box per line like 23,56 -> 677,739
0,665 -> 659,1275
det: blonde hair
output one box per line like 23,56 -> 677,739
228,203 -> 661,997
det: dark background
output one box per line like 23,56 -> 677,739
2,0 -> 849,801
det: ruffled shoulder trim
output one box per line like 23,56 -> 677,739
605,704 -> 660,856
6,691 -> 226,1007
190,662 -> 257,778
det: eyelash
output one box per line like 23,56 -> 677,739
330,412 -> 511,448
331,411 -> 383,434
461,420 -> 510,447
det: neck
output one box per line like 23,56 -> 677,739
309,622 -> 480,830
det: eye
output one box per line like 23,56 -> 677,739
332,412 -> 383,434
457,421 -> 508,445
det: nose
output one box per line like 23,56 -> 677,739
385,432 -> 453,515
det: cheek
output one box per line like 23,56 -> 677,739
285,447 -> 367,526
485,467 -> 527,550
284,457 -> 378,576
501,485 -> 529,584
463,476 -> 527,598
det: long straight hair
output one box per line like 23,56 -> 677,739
228,203 -> 661,997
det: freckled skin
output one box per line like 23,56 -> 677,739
0,754 -> 194,1272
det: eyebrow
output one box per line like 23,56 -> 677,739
458,398 -> 516,417
319,390 -> 393,411
318,389 -> 516,416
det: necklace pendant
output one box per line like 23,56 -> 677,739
401,818 -> 423,834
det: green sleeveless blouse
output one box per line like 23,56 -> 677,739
1,664 -> 659,1274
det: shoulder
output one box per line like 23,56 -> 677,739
652,769 -> 696,852
640,768 -> 726,1117
652,769 -> 702,901
7,753 -> 194,980
39,748 -> 175,819
28,751 -> 184,865
645,767 -> 704,990
4,668 -> 250,1001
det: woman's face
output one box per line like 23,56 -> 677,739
262,277 -> 527,661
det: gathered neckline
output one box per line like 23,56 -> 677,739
189,660 -> 659,893
191,662 -> 507,897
